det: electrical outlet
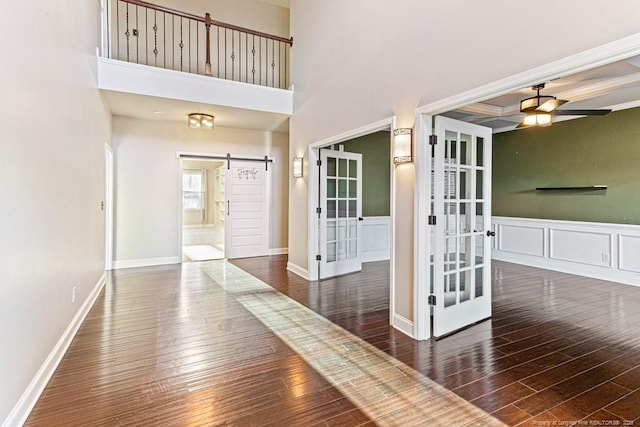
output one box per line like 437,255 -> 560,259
602,253 -> 610,263
72,286 -> 77,304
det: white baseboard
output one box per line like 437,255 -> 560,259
182,224 -> 216,229
286,262 -> 309,280
3,273 -> 107,427
391,313 -> 414,338
492,217 -> 640,287
269,247 -> 288,255
113,256 -> 181,269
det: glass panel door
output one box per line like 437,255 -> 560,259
319,149 -> 363,279
432,116 -> 492,338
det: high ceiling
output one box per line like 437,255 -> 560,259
104,54 -> 640,135
102,90 -> 290,132
443,55 -> 640,133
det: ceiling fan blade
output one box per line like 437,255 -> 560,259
515,121 -> 529,129
536,99 -> 568,112
552,109 -> 612,116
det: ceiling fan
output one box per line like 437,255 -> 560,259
517,83 -> 612,128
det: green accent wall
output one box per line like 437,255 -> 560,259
493,107 -> 640,224
341,131 -> 391,216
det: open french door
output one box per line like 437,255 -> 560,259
225,161 -> 270,259
431,116 -> 493,338
319,149 -> 363,279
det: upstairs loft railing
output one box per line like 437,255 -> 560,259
108,0 -> 293,90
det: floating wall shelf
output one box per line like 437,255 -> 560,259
536,185 -> 607,191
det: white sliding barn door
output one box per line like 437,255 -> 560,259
225,161 -> 270,259
432,116 -> 493,338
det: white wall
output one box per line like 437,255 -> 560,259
113,117 -> 288,265
288,0 -> 640,322
0,0 -> 111,423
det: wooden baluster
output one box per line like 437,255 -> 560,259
205,12 -> 212,76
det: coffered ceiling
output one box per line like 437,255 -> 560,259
443,55 -> 640,133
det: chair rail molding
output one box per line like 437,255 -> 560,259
492,216 -> 640,287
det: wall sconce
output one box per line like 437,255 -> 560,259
188,113 -> 214,130
293,157 -> 303,178
393,128 -> 413,164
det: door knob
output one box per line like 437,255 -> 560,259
487,230 -> 495,237
358,217 -> 364,221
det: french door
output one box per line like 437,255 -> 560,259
432,116 -> 493,338
319,149 -> 363,279
224,161 -> 270,259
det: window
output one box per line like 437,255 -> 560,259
182,170 -> 204,210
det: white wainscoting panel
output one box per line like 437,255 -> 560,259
492,217 -> 640,287
619,234 -> 640,273
550,229 -> 611,267
499,224 -> 545,257
360,216 -> 390,262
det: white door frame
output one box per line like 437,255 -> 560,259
413,32 -> 640,340
104,143 -> 114,271
307,117 -> 395,282
176,151 -> 276,261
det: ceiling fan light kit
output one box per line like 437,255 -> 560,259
522,111 -> 552,126
517,83 -> 611,128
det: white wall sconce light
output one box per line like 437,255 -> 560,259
393,128 -> 413,164
293,157 -> 303,178
188,113 -> 214,130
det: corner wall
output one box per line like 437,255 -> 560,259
112,117 -> 289,266
0,0 -> 111,422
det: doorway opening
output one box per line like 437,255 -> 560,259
181,159 -> 226,262
413,37 -> 640,340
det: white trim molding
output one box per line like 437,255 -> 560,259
492,216 -> 640,287
269,247 -> 289,256
113,256 -> 181,270
286,262 -> 309,280
3,273 -> 107,427
391,313 -> 414,339
307,116 -> 394,282
360,216 -> 391,262
416,32 -> 640,116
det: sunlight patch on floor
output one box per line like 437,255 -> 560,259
198,260 -> 505,426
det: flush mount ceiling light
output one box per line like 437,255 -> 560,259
188,113 -> 214,130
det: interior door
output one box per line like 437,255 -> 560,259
225,161 -> 269,259
319,149 -> 363,279
432,116 -> 492,338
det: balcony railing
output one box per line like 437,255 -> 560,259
107,0 -> 293,89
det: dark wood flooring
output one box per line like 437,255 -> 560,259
25,257 -> 640,426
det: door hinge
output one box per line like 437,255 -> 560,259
428,215 -> 436,225
428,295 -> 436,305
429,135 -> 437,145
316,207 -> 321,214
316,159 -> 321,166
316,254 -> 321,261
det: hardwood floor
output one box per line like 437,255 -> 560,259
25,257 -> 640,426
